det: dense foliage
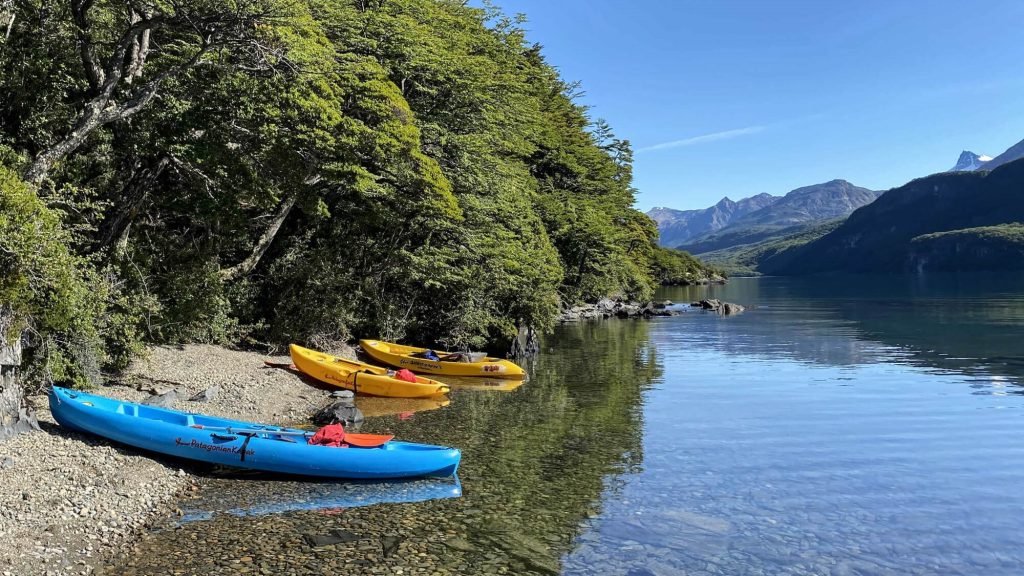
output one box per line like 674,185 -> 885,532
650,247 -> 724,285
907,223 -> 1024,272
699,220 -> 844,276
0,163 -> 107,388
0,0 -> 717,384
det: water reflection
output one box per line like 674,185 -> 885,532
111,318 -> 661,575
355,395 -> 450,418
561,273 -> 1024,575
179,476 -> 462,522
662,273 -> 1024,387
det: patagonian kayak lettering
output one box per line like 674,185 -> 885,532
175,437 -> 255,457
400,359 -> 443,370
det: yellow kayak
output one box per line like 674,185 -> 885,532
359,339 -> 526,380
290,344 -> 450,399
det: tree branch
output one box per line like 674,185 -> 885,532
220,194 -> 297,281
71,0 -> 103,89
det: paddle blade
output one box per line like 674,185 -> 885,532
344,433 -> 394,448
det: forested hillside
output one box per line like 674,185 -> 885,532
0,0 -> 716,392
761,159 -> 1024,275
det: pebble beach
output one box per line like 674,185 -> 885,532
0,344 -> 350,576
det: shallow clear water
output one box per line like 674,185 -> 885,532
113,274 -> 1024,575
566,274 -> 1024,576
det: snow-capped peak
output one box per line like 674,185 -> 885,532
948,151 -> 991,172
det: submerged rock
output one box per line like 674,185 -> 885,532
381,535 -> 403,557
720,302 -> 745,315
445,537 -> 475,552
692,299 -> 745,315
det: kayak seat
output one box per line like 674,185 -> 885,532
136,405 -> 189,424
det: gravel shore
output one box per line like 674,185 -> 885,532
0,344 -> 352,576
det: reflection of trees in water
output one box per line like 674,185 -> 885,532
115,320 -> 663,576
370,319 -> 662,572
660,273 -> 1024,385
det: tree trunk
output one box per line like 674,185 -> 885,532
96,156 -> 169,252
0,311 -> 38,441
220,194 -> 297,281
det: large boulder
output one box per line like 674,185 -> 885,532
720,302 -> 745,315
313,399 -> 364,427
691,299 -> 744,315
189,385 -> 219,403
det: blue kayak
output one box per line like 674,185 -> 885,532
49,387 -> 460,479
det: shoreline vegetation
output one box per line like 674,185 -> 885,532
0,0 -> 721,430
0,1 -> 722,573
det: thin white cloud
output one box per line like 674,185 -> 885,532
638,125 -> 766,153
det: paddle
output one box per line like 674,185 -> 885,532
341,433 -> 396,447
189,425 -> 394,447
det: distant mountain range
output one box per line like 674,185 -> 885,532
758,158 -> 1024,275
649,180 -> 878,253
648,193 -> 778,248
651,136 -> 1024,265
985,138 -> 1024,171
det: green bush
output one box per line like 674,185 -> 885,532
0,165 -> 104,388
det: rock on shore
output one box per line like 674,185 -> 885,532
559,298 -> 680,322
0,344 -> 351,576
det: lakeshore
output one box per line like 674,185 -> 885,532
0,345 -> 344,576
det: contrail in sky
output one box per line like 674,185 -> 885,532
637,125 -> 766,152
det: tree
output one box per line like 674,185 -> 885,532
5,0 -> 304,184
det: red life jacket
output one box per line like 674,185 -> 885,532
395,369 -> 417,383
308,423 -> 346,447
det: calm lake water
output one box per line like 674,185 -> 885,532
110,274 -> 1024,575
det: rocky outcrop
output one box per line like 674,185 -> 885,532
691,299 -> 745,315
509,325 -> 540,358
0,321 -> 38,441
559,298 -> 680,322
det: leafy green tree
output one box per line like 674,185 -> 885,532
0,0 -> 721,437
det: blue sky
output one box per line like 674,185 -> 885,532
489,0 -> 1024,211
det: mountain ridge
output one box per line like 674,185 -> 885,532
949,150 -> 991,172
981,137 -> 1024,172
648,192 -> 779,248
760,158 -> 1024,275
674,179 -> 878,254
